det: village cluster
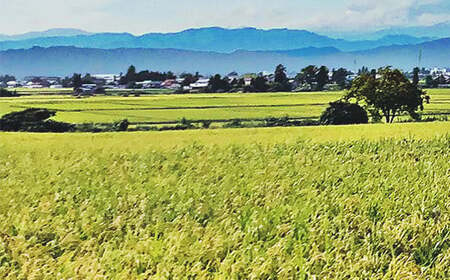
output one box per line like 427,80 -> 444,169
2,66 -> 450,94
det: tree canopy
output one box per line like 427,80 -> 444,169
345,67 -> 426,123
320,101 -> 368,125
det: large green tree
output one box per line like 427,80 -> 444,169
208,74 -> 231,92
345,67 -> 427,123
250,76 -> 269,92
295,65 -> 318,86
272,64 -> 290,91
71,73 -> 83,90
332,68 -> 350,89
316,66 -> 329,90
274,64 -> 288,84
412,67 -> 420,86
120,65 -> 137,85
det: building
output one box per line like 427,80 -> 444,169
6,81 -> 20,88
162,79 -> 181,89
244,77 -> 252,86
92,74 -> 120,84
189,78 -> 210,92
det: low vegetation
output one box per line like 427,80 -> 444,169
0,108 -> 74,132
0,128 -> 448,279
0,88 -> 18,97
320,101 -> 368,125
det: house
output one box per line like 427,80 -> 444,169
25,81 -> 43,88
162,79 -> 181,89
244,77 -> 252,86
6,81 -> 19,88
136,80 -> 153,88
92,74 -> 120,85
189,78 -> 210,92
81,84 -> 97,89
226,72 -> 240,82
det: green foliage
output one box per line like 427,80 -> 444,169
295,65 -> 329,91
207,74 -> 231,93
272,64 -> 291,92
413,67 -> 420,86
223,119 -> 243,128
0,75 -> 16,83
345,67 -> 427,123
274,64 -> 288,84
0,88 -> 18,97
331,68 -> 350,89
0,89 -> 448,125
75,119 -> 129,132
320,101 -> 368,125
316,66 -> 329,90
0,108 -> 74,132
120,65 -> 176,86
71,73 -> 83,90
0,135 -> 448,278
249,76 -> 270,92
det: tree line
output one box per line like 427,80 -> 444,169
201,65 -> 352,93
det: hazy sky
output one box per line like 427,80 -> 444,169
1,0 -> 449,34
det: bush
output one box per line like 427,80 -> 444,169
320,101 -> 368,125
264,116 -> 290,127
200,120 -> 212,129
94,87 -> 106,94
0,108 -> 74,132
75,119 -> 129,133
0,88 -> 18,97
223,119 -> 243,128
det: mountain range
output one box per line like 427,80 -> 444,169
1,38 -> 448,77
320,21 -> 450,40
0,28 -> 90,42
0,25 -> 448,77
0,27 -> 436,53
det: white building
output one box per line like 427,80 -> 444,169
92,74 -> 120,84
190,78 -> 210,91
6,81 -> 19,88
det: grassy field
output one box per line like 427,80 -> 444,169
0,90 -> 449,278
1,89 -> 449,124
0,123 -> 449,279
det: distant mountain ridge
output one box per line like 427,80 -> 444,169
0,28 -> 91,41
322,22 -> 450,40
1,38 -> 448,77
0,27 -> 435,53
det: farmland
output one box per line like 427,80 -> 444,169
0,123 -> 449,279
0,89 -> 449,278
0,89 -> 449,125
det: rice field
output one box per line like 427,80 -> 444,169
0,123 -> 449,279
0,89 -> 449,279
0,89 -> 449,124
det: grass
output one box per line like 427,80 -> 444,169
0,89 -> 448,124
0,123 -> 448,279
0,90 -> 449,278
0,121 -> 448,150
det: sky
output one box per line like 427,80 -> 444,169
0,0 -> 449,35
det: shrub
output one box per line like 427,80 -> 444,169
0,88 -> 18,97
94,87 -> 106,94
75,119 -> 129,133
264,116 -> 290,127
0,108 -> 74,132
223,119 -> 243,128
200,120 -> 212,129
320,101 -> 368,125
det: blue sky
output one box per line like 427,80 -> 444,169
1,0 -> 449,34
